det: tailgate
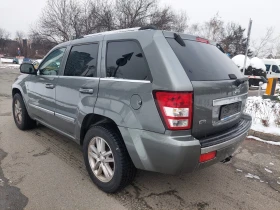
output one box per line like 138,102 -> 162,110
191,80 -> 248,139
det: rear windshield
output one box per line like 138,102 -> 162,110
167,38 -> 243,81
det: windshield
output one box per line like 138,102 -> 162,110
167,38 -> 243,81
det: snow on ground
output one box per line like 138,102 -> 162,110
232,55 -> 250,70
0,58 -> 13,63
264,168 -> 273,173
245,96 -> 280,136
0,63 -> 19,69
250,57 -> 266,71
245,173 -> 260,179
247,136 -> 280,146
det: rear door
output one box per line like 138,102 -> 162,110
167,38 -> 248,139
54,43 -> 100,138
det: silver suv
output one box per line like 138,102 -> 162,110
12,27 -> 252,193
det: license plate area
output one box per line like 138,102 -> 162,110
219,102 -> 241,121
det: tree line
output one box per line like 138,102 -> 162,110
0,0 -> 279,58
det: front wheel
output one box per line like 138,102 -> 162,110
12,93 -> 36,130
83,126 -> 136,193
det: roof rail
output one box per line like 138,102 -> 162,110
84,27 -> 141,38
83,26 -> 157,38
139,25 -> 157,30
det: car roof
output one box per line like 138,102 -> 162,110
54,27 -> 204,49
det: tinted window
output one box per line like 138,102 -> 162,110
106,41 -> 151,81
265,64 -> 271,72
272,65 -> 280,73
39,48 -> 66,75
64,44 -> 98,77
167,38 -> 243,81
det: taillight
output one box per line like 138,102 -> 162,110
196,37 -> 209,44
154,91 -> 193,130
199,151 -> 216,163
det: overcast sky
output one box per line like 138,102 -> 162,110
0,0 -> 279,41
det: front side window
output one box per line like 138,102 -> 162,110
39,48 -> 66,75
272,65 -> 280,73
64,44 -> 98,77
106,41 -> 151,81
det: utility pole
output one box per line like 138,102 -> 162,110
243,19 -> 253,75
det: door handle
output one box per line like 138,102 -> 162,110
45,83 -> 55,89
79,88 -> 94,94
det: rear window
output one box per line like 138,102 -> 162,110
167,38 -> 243,81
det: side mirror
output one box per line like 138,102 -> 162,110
20,63 -> 37,75
116,58 -> 127,67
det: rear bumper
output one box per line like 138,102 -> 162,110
119,114 -> 252,175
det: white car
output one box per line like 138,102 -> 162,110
262,59 -> 280,78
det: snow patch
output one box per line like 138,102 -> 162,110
236,169 -> 243,172
0,58 -> 13,63
245,173 -> 260,179
269,162 -> 274,166
232,55 -> 251,70
264,168 -> 273,173
247,136 -> 280,146
250,57 -> 266,71
245,96 -> 280,136
277,181 -> 280,185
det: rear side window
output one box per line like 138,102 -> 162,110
167,38 -> 243,81
272,65 -> 280,73
64,43 -> 98,77
265,64 -> 271,72
106,41 -> 151,81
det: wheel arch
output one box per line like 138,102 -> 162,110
80,113 -> 122,146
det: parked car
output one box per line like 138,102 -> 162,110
22,57 -> 33,64
13,58 -> 19,64
263,59 -> 280,78
12,27 -> 252,193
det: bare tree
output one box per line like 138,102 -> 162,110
31,0 -> 189,44
252,27 -> 279,58
0,28 -> 10,40
115,0 -> 157,28
199,13 -> 224,42
15,31 -> 25,40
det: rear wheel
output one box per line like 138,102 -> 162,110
83,126 -> 136,193
12,93 -> 36,130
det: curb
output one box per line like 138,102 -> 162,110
248,130 -> 280,142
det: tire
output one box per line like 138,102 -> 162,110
83,125 -> 136,193
12,93 -> 36,130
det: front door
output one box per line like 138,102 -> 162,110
54,43 -> 100,138
27,48 -> 66,125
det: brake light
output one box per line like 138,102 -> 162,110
196,37 -> 209,44
154,91 -> 193,130
199,151 -> 216,163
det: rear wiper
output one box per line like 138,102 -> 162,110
228,74 -> 248,86
234,77 -> 249,87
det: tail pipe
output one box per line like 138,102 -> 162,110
221,155 -> 233,163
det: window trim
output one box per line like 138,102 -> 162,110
105,39 -> 153,82
62,42 -> 100,77
38,47 -> 67,76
